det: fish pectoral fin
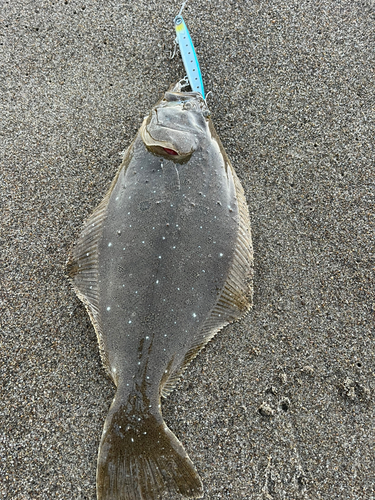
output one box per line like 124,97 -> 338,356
97,396 -> 203,500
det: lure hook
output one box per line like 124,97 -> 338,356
178,1 -> 187,16
170,39 -> 178,59
204,90 -> 212,105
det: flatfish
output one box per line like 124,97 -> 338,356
67,84 -> 253,500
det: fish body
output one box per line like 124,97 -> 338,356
67,85 -> 253,500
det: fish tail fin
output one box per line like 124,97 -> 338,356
97,394 -> 204,500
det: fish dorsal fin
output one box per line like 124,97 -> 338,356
66,143 -> 134,372
161,162 -> 253,398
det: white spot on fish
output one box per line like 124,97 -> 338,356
156,280 -> 159,284
162,236 -> 165,240
146,336 -> 149,340
86,252 -> 90,256
116,196 -> 119,201
219,253 -> 224,257
192,313 -> 197,318
107,307 -> 111,311
128,320 -> 132,324
108,242 -> 112,247
142,241 -> 145,244
158,256 -> 161,259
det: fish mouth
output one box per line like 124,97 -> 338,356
161,147 -> 178,156
149,145 -> 180,159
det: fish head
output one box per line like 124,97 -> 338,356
140,86 -> 211,160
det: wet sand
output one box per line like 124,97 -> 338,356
1,1 -> 374,498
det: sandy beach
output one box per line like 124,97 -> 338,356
1,1 -> 374,498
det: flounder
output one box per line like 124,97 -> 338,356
67,83 -> 253,500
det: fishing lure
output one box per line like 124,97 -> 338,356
174,2 -> 205,98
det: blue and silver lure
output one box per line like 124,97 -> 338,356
174,2 -> 205,98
